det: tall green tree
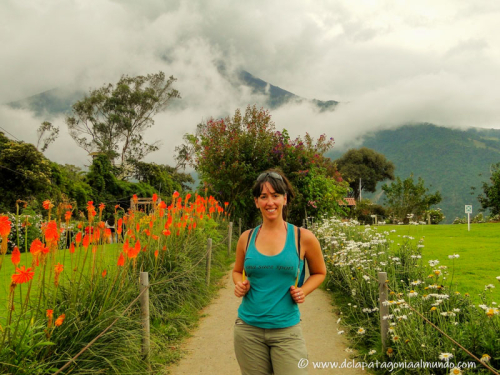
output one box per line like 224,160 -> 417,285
477,162 -> 500,216
66,72 -> 180,176
133,161 -> 193,196
382,174 -> 441,222
335,147 -> 395,199
176,105 -> 347,226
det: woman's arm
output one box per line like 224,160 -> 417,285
290,228 -> 326,303
233,230 -> 252,297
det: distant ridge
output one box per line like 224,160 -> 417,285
329,124 -> 500,223
5,72 -> 499,223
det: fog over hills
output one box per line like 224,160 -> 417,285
4,72 -> 499,223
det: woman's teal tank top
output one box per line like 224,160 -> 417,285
238,223 -> 304,329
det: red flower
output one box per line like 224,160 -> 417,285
11,247 -> 21,266
154,250 -> 159,258
162,229 -> 171,236
158,201 -> 167,209
82,234 -> 90,249
75,232 -> 82,245
65,211 -> 72,222
224,202 -> 229,207
11,266 -> 35,284
173,191 -> 179,198
99,203 -> 105,211
0,215 -> 12,237
132,194 -> 138,203
152,193 -> 158,203
117,253 -> 125,267
117,218 -> 123,235
69,242 -> 75,254
44,221 -> 60,244
30,239 -> 43,255
102,269 -> 107,278
46,309 -> 54,318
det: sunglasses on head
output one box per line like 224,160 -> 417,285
257,172 -> 284,182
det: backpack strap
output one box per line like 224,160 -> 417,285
245,228 -> 254,254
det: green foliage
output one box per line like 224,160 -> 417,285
36,121 -> 59,152
4,207 -> 43,253
335,147 -> 395,199
133,161 -> 193,196
86,155 -> 156,213
382,174 -> 442,222
177,105 -> 347,226
66,71 -> 180,175
352,198 -> 386,223
425,208 -> 445,224
0,132 -> 53,213
477,162 -> 500,216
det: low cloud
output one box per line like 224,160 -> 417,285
1,0 -> 499,167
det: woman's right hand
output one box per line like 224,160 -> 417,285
234,280 -> 250,297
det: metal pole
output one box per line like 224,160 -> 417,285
206,238 -> 212,286
468,213 -> 470,231
378,272 -> 389,353
139,272 -> 150,364
228,222 -> 233,256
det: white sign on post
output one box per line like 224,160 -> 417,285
465,205 -> 472,231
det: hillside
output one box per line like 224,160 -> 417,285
6,74 -> 500,223
329,124 -> 500,223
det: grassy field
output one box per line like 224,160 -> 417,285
0,243 -> 122,319
374,222 -> 500,302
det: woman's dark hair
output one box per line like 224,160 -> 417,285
107,216 -> 115,226
252,169 -> 295,220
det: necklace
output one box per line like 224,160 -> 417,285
255,221 -> 287,242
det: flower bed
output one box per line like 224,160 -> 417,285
315,217 -> 500,374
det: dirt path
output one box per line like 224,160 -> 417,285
167,270 -> 366,374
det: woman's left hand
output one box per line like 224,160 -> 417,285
290,286 -> 305,304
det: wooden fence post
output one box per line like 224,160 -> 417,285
228,222 -> 233,256
206,238 -> 212,287
139,272 -> 150,365
378,272 -> 389,353
239,218 -> 242,237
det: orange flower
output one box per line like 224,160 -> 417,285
69,242 -> 75,254
152,193 -> 158,203
82,234 -> 90,249
30,238 -> 43,255
117,218 -> 123,235
117,253 -> 125,267
102,270 -> 107,278
152,235 -> 159,241
44,220 -> 60,245
0,215 -> 12,237
173,191 -> 179,198
55,263 -> 64,274
55,314 -> 65,327
224,202 -> 229,207
99,203 -> 105,211
75,232 -> 82,245
47,309 -> 54,328
64,211 -> 72,222
11,266 -> 35,284
162,229 -> 171,236
42,200 -> 53,210
132,194 -> 138,203
11,247 -> 21,266
158,201 -> 167,209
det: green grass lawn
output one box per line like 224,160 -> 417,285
374,222 -> 500,302
0,243 -> 122,320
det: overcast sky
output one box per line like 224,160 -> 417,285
1,0 -> 499,167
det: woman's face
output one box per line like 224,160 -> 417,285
254,182 -> 287,221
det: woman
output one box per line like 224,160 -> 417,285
233,170 -> 326,375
